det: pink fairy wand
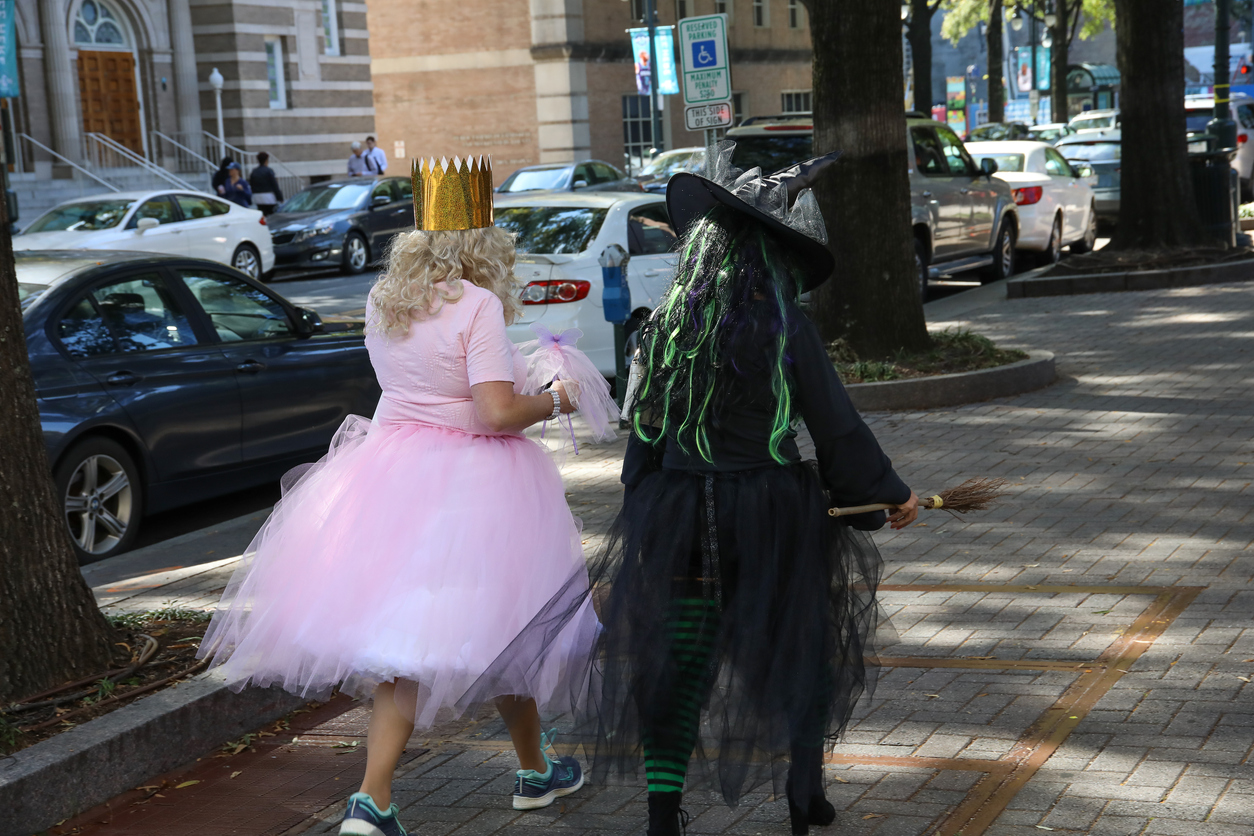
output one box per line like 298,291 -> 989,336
519,324 -> 620,450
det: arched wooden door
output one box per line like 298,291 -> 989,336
77,51 -> 142,155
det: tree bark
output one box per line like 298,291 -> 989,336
987,0 -> 1005,124
907,0 -> 940,110
1051,0 -> 1071,123
0,178 -> 116,703
1109,0 -> 1211,250
806,0 -> 932,357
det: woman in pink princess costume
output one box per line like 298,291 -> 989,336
200,155 -> 602,836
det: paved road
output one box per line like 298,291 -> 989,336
75,276 -> 1253,836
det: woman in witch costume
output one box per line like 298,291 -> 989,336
599,142 -> 918,834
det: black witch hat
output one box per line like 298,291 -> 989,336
666,140 -> 841,292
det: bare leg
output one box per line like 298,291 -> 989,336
496,695 -> 547,772
359,681 -> 416,809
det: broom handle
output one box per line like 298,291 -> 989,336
828,499 -> 936,517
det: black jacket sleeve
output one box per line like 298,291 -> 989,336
790,315 -> 911,529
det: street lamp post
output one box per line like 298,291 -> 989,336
208,67 -> 225,161
1210,0 -> 1238,150
644,0 -> 663,160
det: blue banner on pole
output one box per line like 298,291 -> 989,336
0,0 -> 18,98
629,26 -> 679,97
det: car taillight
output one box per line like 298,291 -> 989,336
1240,133 -> 1249,145
259,216 -> 267,225
1013,186 -> 1043,206
521,280 -> 591,304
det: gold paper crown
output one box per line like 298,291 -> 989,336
411,155 -> 494,231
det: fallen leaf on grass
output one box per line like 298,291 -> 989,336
230,771 -> 242,779
175,780 -> 200,789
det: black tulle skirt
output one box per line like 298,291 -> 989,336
465,461 -> 886,810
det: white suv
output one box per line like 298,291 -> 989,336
1185,93 -> 1254,200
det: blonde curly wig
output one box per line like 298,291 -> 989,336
368,226 -> 522,336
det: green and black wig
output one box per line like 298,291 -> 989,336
630,205 -> 808,463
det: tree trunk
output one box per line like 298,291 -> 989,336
907,0 -> 938,110
0,184 -> 116,704
1051,0 -> 1070,123
1109,0 -> 1211,249
987,0 -> 1005,124
807,0 -> 932,357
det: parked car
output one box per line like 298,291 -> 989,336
1028,123 -> 1075,144
497,160 -> 643,194
267,176 -> 413,276
635,147 -> 707,193
16,191 -> 275,281
19,250 -> 380,562
1185,92 -> 1254,200
1057,130 -> 1121,228
967,140 -> 1098,263
1069,109 -> 1121,133
495,191 -> 677,376
967,122 -> 1032,142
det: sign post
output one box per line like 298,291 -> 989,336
678,13 -> 733,147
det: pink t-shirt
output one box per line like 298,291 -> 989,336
365,282 -> 527,436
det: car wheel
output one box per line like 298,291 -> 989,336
1071,204 -> 1098,254
915,238 -> 930,302
1041,214 -> 1063,265
342,232 -> 369,275
232,243 -> 261,279
54,437 -> 143,564
981,220 -> 1017,283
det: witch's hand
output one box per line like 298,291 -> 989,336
887,491 -> 920,530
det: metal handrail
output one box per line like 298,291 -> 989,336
84,133 -> 199,190
150,130 -> 215,172
15,133 -> 120,192
202,131 -> 304,183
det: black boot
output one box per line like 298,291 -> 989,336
647,792 -> 690,836
787,747 -> 837,835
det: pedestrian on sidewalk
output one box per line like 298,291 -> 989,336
347,141 -> 369,176
517,141 -> 919,836
364,136 -> 389,175
212,155 -> 235,196
200,154 -> 600,836
220,162 -> 252,208
249,151 -> 284,215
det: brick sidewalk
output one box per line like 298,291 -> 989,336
80,283 -> 1253,836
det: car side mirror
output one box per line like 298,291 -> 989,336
980,157 -> 999,176
136,217 -> 159,232
294,307 -> 323,337
572,179 -> 589,190
371,194 -> 390,208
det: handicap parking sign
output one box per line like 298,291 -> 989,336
691,39 -> 717,68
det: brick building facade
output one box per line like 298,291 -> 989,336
367,0 -> 814,185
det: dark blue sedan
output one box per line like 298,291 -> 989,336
267,176 -> 414,276
20,250 -> 381,562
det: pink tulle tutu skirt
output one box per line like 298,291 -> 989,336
201,416 -> 600,727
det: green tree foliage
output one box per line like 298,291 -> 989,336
940,0 -> 1114,47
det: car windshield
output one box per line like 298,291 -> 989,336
730,135 -> 814,173
976,153 -> 1025,172
499,168 -> 571,192
639,151 -> 697,178
1030,127 -> 1066,142
1185,110 -> 1214,133
1071,114 -> 1115,131
24,199 -> 135,233
18,282 -> 50,309
495,206 -> 608,254
1060,142 -> 1121,162
970,124 -> 1018,141
281,183 -> 371,212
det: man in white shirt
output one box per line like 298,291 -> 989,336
364,136 -> 388,175
347,142 -> 369,176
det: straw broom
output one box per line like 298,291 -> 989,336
828,477 -> 1009,518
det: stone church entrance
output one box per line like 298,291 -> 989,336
77,50 -> 142,155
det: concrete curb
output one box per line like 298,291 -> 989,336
847,350 -> 1056,412
1006,258 -> 1254,298
0,671 -> 304,836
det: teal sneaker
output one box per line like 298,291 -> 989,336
339,792 -> 408,836
512,729 -> 585,810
